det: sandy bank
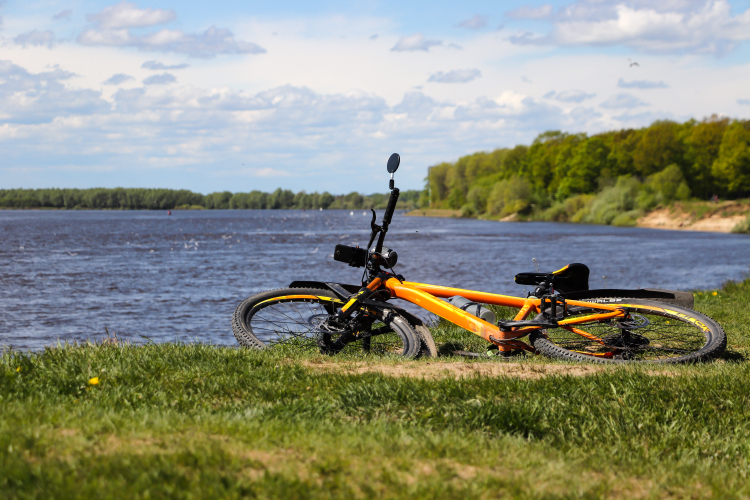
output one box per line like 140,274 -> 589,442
636,201 -> 748,233
406,209 -> 462,218
406,202 -> 750,234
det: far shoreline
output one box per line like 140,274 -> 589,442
405,201 -> 750,234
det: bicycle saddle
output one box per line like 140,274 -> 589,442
514,263 -> 590,293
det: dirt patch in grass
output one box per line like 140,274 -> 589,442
301,360 -> 604,380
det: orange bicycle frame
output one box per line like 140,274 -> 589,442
382,279 -> 627,353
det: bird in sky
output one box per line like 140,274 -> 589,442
628,58 -> 640,67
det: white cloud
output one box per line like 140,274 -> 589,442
390,33 -> 442,52
143,73 -> 176,85
506,5 -> 554,20
79,25 -> 266,58
0,60 -> 109,124
455,15 -> 489,30
393,91 -> 444,119
508,0 -> 750,55
14,30 -> 57,48
254,167 -> 291,177
86,2 -> 176,29
545,89 -> 596,102
600,92 -> 648,108
3,8 -> 750,192
617,78 -> 668,89
428,68 -> 482,83
142,60 -> 190,70
78,2 -> 265,58
0,54 -> 599,191
52,10 -> 73,21
104,73 -> 134,85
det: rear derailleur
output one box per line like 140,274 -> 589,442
601,313 -> 651,359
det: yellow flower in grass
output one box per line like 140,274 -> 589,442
712,291 -> 718,296
16,367 -> 21,372
88,377 -> 100,385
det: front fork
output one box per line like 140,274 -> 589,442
333,276 -> 385,321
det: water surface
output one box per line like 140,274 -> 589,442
2,209 -> 748,350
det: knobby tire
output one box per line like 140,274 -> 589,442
529,299 -> 726,364
232,287 -> 421,358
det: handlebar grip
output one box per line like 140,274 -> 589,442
382,188 -> 400,226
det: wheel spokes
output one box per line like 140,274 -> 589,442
546,310 -> 706,360
250,299 -> 331,348
248,298 -> 407,355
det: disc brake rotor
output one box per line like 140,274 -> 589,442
309,314 -> 351,335
614,313 -> 650,330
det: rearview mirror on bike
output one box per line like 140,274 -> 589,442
387,153 -> 400,174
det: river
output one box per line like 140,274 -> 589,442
2,209 -> 749,350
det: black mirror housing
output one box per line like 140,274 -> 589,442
387,153 -> 400,173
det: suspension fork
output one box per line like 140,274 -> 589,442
333,276 -> 384,321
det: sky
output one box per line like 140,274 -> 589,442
1,0 -> 750,194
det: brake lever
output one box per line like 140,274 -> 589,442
367,208 -> 381,249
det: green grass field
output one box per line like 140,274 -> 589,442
2,278 -> 750,499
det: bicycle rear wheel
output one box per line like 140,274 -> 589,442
232,287 -> 421,357
529,299 -> 726,364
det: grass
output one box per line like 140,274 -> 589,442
2,278 -> 750,499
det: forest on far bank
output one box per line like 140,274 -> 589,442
423,116 -> 750,225
0,187 -> 421,211
3,116 -> 749,225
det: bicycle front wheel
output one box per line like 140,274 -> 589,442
232,287 -> 421,357
530,299 -> 726,364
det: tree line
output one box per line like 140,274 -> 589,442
424,116 -> 750,225
4,116 -> 748,222
0,187 -> 421,211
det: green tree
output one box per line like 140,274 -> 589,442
683,115 -> 728,198
319,192 -> 334,209
632,120 -> 684,176
447,187 -> 466,209
555,136 -> 609,200
712,121 -> 750,197
605,128 -> 640,177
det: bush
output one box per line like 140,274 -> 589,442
645,164 -> 691,204
541,194 -> 593,222
459,204 -> 475,218
582,176 -> 641,225
466,185 -> 490,214
611,210 -> 642,227
732,212 -> 750,233
486,176 -> 532,217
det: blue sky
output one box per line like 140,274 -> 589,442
2,0 -> 750,194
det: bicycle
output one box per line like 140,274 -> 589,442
232,154 -> 727,364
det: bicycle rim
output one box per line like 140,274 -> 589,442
538,303 -> 723,362
248,296 -> 341,350
332,318 -> 409,355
